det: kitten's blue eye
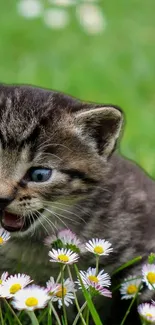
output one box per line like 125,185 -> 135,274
28,168 -> 52,182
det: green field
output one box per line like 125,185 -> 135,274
0,0 -> 155,176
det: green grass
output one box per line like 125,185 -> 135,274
0,0 -> 155,175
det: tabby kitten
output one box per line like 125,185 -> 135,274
0,83 -> 154,324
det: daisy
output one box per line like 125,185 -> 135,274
0,273 -> 32,298
85,238 -> 113,256
58,229 -> 81,248
49,278 -> 75,308
12,284 -> 50,311
44,234 -> 58,247
77,267 -> 111,289
0,228 -> 10,245
138,303 -> 155,323
49,248 -> 79,264
44,229 -> 81,252
142,264 -> 155,290
0,272 -> 8,285
120,276 -> 142,300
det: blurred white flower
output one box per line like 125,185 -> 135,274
142,264 -> 155,290
17,0 -> 105,34
49,0 -> 75,6
76,4 -> 106,34
120,276 -> 142,300
44,8 -> 69,29
138,303 -> 155,323
18,0 -> 43,19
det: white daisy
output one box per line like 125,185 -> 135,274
138,303 -> 155,323
0,272 -> 8,285
49,278 -> 75,308
120,276 -> 142,300
49,248 -> 79,264
142,264 -> 155,290
11,284 -> 50,311
77,267 -> 111,289
0,273 -> 33,298
85,238 -> 113,256
0,228 -> 10,245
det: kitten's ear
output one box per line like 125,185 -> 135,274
74,106 -> 123,157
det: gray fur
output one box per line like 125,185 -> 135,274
0,84 -> 154,324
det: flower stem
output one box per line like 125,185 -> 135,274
72,302 -> 87,325
27,311 -> 39,325
95,255 -> 99,275
86,307 -> 90,325
49,302 -> 62,325
120,283 -> 142,325
4,298 -> 23,325
61,265 -> 68,325
57,265 -> 66,282
0,302 -> 4,325
67,266 -> 87,325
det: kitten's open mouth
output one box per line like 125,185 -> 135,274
0,209 -> 44,232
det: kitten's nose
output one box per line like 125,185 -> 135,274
0,196 -> 14,210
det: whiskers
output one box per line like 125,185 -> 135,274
42,200 -> 87,225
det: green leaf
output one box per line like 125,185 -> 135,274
112,256 -> 142,276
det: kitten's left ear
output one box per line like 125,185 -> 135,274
74,105 -> 123,157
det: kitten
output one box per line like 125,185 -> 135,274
0,83 -> 154,324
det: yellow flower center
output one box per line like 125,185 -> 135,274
94,246 -> 104,254
0,279 -> 2,284
25,297 -> 38,307
88,275 -> 99,283
0,237 -> 4,244
56,286 -> 67,298
147,272 -> 155,284
146,313 -> 152,318
127,284 -> 138,295
58,254 -> 69,263
10,283 -> 22,294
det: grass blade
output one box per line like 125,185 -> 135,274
74,265 -> 103,325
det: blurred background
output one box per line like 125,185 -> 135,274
0,0 -> 155,175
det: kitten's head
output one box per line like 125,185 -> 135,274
0,84 -> 123,235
